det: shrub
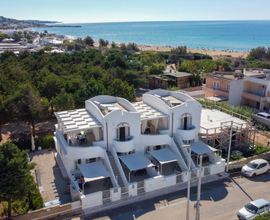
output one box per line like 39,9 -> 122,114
230,153 -> 244,161
253,210 -> 270,219
12,136 -> 54,151
254,144 -> 270,155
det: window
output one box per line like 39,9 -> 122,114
213,81 -> 220,89
257,163 -> 267,169
86,158 -> 96,163
180,113 -> 192,130
226,84 -> 230,91
265,204 -> 270,211
257,206 -> 265,214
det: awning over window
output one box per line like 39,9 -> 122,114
119,153 -> 154,172
190,141 -> 218,155
148,148 -> 181,164
77,160 -> 111,182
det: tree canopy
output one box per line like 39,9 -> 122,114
0,142 -> 36,217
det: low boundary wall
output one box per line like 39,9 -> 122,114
228,151 -> 270,170
11,201 -> 81,220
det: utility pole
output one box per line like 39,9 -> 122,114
226,121 -> 234,172
195,155 -> 202,220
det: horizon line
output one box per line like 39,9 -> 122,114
24,19 -> 270,24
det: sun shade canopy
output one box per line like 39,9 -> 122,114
119,153 -> 154,172
190,141 -> 218,155
77,160 -> 111,182
148,148 -> 181,164
54,108 -> 102,133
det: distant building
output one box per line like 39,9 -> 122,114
202,71 -> 237,100
148,75 -> 169,89
229,68 -> 270,111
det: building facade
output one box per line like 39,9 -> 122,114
53,89 -> 225,210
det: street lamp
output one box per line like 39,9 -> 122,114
182,144 -> 191,220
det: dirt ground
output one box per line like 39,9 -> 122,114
0,116 -> 57,144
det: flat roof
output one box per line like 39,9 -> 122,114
204,72 -> 235,80
164,71 -> 191,78
55,108 -> 102,133
133,101 -> 167,120
94,102 -> 128,115
200,109 -> 248,134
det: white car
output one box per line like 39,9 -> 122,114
238,198 -> 270,219
241,159 -> 270,177
256,112 -> 270,119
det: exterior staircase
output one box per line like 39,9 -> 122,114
174,140 -> 197,176
107,152 -> 125,188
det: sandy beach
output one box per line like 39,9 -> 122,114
137,45 -> 248,58
93,42 -> 248,58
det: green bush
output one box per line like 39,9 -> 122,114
254,144 -> 270,155
12,136 -> 54,151
35,136 -> 54,149
253,210 -> 270,219
197,98 -> 254,121
230,153 -> 244,161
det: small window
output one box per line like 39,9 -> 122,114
227,84 -> 230,91
257,206 -> 265,214
258,163 -> 267,169
213,81 -> 220,89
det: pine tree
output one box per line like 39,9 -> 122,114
0,142 -> 36,217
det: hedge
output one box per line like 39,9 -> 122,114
12,136 -> 54,151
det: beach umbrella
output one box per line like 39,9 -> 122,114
31,135 -> 35,151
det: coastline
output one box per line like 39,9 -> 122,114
93,42 -> 248,58
136,45 -> 248,58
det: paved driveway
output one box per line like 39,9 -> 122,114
29,149 -> 72,204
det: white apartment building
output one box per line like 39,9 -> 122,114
53,89 -> 225,210
229,68 -> 270,112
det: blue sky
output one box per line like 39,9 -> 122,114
1,0 -> 270,23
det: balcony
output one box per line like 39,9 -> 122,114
113,136 -> 134,153
242,91 -> 267,102
177,125 -> 197,141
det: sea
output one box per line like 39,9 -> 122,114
28,20 -> 270,52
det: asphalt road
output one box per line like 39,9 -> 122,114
86,173 -> 270,220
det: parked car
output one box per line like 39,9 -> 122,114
256,112 -> 270,119
241,159 -> 270,177
238,198 -> 270,219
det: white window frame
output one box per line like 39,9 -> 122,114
226,84 -> 230,91
180,113 -> 192,130
213,81 -> 220,89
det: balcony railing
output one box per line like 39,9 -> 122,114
113,136 -> 134,153
242,91 -> 267,102
177,125 -> 197,141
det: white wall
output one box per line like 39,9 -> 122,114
104,110 -> 141,153
209,162 -> 225,175
81,191 -> 103,210
110,187 -> 121,202
171,99 -> 201,142
85,100 -> 104,125
128,183 -> 138,196
144,175 -> 176,192
229,80 -> 244,107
